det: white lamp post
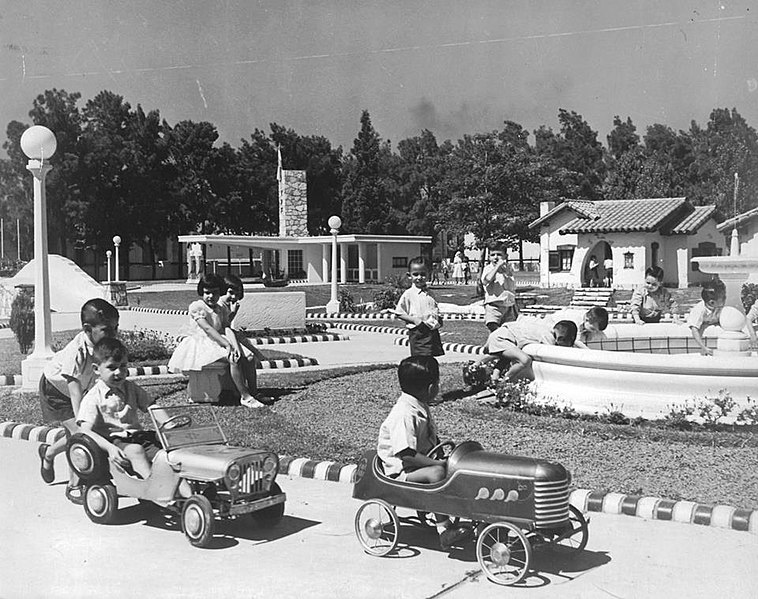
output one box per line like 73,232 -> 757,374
106,250 -> 112,284
113,235 -> 121,282
19,125 -> 57,389
326,215 -> 342,314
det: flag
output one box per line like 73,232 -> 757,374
277,144 -> 283,183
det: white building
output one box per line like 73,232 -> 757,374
529,198 -> 724,289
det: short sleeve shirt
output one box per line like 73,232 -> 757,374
188,299 -> 231,332
396,286 -> 440,330
43,331 -> 97,397
486,320 -> 554,354
377,393 -> 438,476
77,379 -> 154,438
686,301 -> 722,334
481,262 -> 515,305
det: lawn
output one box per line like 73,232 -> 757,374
2,363 -> 755,509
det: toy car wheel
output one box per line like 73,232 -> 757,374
83,484 -> 119,524
66,433 -> 109,483
181,495 -> 215,548
551,505 -> 589,554
354,499 -> 399,557
252,482 -> 285,527
476,522 -> 532,586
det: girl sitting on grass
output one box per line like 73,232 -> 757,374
168,273 -> 266,408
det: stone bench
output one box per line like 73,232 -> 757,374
185,361 -> 238,403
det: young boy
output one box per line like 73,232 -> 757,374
686,279 -> 727,356
577,306 -> 609,347
77,338 -> 162,479
38,298 -> 119,503
480,244 -> 517,332
377,356 -> 469,550
385,257 -> 444,357
474,319 -> 578,385
630,266 -> 678,324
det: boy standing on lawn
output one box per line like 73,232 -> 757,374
38,298 -> 119,504
480,243 -> 518,332
384,257 -> 444,357
377,356 -> 470,550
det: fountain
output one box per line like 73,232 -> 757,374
522,225 -> 758,420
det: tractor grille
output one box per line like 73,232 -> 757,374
534,477 -> 570,528
238,459 -> 266,496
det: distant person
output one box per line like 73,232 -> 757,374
587,255 -> 600,287
377,356 -> 470,550
384,257 -> 444,357
441,258 -> 450,284
480,243 -> 518,332
168,273 -> 264,408
603,256 -> 614,287
472,319 -> 578,386
462,256 -> 471,285
37,298 -> 120,504
630,266 -> 678,324
430,261 -> 441,286
452,251 -> 464,285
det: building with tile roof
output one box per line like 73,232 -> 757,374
529,198 -> 724,289
717,206 -> 758,268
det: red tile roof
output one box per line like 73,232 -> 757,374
530,197 -> 716,235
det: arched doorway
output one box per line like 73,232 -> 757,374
583,241 -> 612,287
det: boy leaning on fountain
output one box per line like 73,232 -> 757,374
686,279 -> 757,355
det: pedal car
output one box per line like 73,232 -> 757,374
352,441 -> 588,586
65,404 -> 286,548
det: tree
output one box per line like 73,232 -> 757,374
535,109 -> 606,200
341,110 -> 396,234
606,115 -> 640,160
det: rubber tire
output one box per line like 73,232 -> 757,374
83,484 -> 119,525
181,495 -> 215,548
66,433 -> 109,483
252,482 -> 285,528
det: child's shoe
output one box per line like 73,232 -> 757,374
241,397 -> 266,409
38,443 -> 55,484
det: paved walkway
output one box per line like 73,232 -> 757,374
1,439 -> 756,599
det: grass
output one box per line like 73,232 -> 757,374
2,363 -> 755,509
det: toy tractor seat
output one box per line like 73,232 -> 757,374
185,361 -> 238,404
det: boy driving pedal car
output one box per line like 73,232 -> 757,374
377,356 -> 470,550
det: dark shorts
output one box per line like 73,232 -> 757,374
408,324 -> 444,357
39,376 -> 75,424
111,430 -> 161,462
640,313 -> 662,324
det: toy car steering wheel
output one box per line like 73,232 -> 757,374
426,440 -> 456,460
159,414 -> 192,431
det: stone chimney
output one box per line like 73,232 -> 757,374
278,170 -> 308,237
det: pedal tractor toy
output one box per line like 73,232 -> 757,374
66,404 -> 286,548
352,441 -> 588,586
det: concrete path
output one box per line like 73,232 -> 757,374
1,439 -> 756,599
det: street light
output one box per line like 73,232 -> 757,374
106,250 -> 112,284
113,235 -> 121,282
19,125 -> 57,389
325,215 -> 341,314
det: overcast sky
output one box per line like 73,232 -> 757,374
1,1 -> 757,153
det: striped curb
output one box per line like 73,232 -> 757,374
307,311 -> 486,322
124,306 -> 190,315
316,321 -> 410,336
2,422 -> 755,533
393,337 -> 486,355
246,333 -> 349,345
0,358 -> 321,387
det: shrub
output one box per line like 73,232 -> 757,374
9,287 -> 35,354
696,389 -> 736,426
663,401 -> 695,430
741,282 -> 758,314
372,275 -> 408,310
119,329 -> 177,362
736,397 -> 758,425
339,289 -> 366,313
601,403 -> 630,425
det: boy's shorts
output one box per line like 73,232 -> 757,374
484,302 -> 519,327
39,375 -> 75,424
408,324 -> 444,357
111,430 -> 161,462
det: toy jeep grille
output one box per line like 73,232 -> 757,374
238,459 -> 266,496
533,477 -> 570,528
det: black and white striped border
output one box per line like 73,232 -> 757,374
317,322 -> 409,335
2,422 -> 754,534
247,333 -> 348,345
393,337 -> 485,355
125,306 -> 190,315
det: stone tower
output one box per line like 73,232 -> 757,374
278,170 -> 308,237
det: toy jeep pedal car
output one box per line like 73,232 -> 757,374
352,441 -> 588,586
66,404 -> 286,548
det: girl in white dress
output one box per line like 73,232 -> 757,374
452,251 -> 464,284
168,273 -> 265,408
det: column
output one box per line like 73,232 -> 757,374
322,243 -> 330,283
376,245 -> 383,282
340,243 -> 347,284
357,242 -> 366,284
281,248 -> 289,278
